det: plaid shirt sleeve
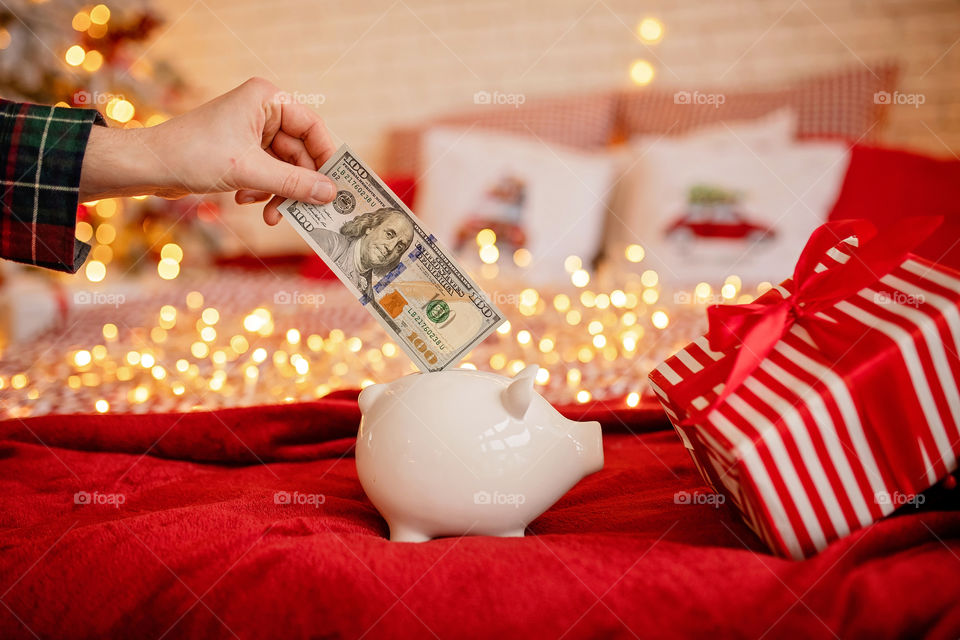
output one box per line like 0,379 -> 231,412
0,99 -> 105,273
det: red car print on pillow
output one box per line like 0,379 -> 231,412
665,184 -> 775,243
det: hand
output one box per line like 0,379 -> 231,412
79,77 -> 338,225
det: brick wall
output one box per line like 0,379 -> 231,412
151,0 -> 960,167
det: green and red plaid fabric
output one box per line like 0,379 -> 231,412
1,99 -> 104,273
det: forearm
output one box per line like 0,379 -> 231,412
78,125 -> 168,201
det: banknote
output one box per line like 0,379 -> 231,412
278,144 -> 505,372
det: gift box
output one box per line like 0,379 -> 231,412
649,217 -> 960,559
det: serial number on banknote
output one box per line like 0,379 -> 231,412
278,144 -> 505,372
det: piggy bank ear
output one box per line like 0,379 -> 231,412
358,383 -> 387,414
502,365 -> 539,420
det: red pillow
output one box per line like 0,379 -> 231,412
827,145 -> 960,271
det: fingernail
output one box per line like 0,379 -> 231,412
310,181 -> 336,203
238,194 -> 256,204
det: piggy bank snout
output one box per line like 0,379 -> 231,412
572,419 -> 604,476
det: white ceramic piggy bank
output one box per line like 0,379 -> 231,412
355,364 -> 604,542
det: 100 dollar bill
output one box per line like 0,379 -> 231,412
278,144 -> 504,372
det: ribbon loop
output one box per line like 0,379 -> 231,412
678,216 -> 942,427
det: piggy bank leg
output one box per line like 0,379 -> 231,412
497,528 -> 526,538
388,522 -> 433,543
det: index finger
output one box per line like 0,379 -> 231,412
276,98 -> 337,169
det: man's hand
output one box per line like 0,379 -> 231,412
79,77 -> 338,225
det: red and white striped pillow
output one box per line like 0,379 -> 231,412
383,92 -> 619,175
616,62 -> 899,143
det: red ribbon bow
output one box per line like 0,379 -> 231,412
679,216 -> 943,427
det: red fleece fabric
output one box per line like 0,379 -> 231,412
1,396 -> 958,639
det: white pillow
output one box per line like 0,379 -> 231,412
670,107 -> 798,150
415,127 -> 618,283
606,134 -> 850,286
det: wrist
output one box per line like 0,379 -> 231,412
79,125 -> 167,201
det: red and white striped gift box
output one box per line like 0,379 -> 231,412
649,220 -> 960,559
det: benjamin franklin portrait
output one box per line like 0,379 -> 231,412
313,207 -> 415,296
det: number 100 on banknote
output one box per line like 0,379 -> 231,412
278,145 -> 505,372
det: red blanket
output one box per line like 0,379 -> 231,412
1,397 -> 958,639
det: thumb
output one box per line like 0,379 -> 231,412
241,152 -> 336,204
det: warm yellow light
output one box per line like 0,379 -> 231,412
580,291 -> 596,308
11,374 -> 27,389
347,337 -> 363,353
507,360 -> 526,375
577,347 -> 594,363
642,288 -> 659,304
571,269 -> 590,287
622,311 -> 637,326
594,293 -> 610,310
694,282 -> 712,300
95,223 -> 115,244
151,365 -> 166,380
243,314 -> 264,333
535,368 -> 550,385
640,269 -> 659,287
125,350 -> 140,366
286,328 -> 301,344
587,320 -> 604,335
479,244 -> 499,264
95,399 -> 109,413
497,321 -> 511,335
146,114 -> 169,127
72,11 -> 91,31
200,326 -> 217,342
81,50 -> 103,72
94,199 -> 117,218
593,334 -> 607,348
576,390 -> 592,404
513,248 -> 532,267
74,350 -> 92,367
564,255 -> 582,273
65,45 -> 85,66
294,358 -> 310,375
132,385 -> 149,403
198,308 -> 218,326
0,28 -> 9,51
489,353 -> 507,370
157,258 -> 179,280
102,323 -> 118,340
161,243 -> 184,263
252,348 -> 268,363
172,383 -> 186,396
610,290 -> 627,307
186,291 -> 204,309
520,288 -> 539,307
625,244 -> 645,263
652,310 -> 670,329
538,337 -> 555,353
630,59 -> 655,86
176,359 -> 189,373
106,98 -> 135,123
626,392 -> 640,408
212,350 -> 227,365
158,305 -> 177,324
76,221 -> 93,243
476,228 -> 496,247
553,294 -> 570,312
89,4 -> 111,25
758,281 -> 773,294
567,369 -> 582,385
381,342 -> 397,357
191,341 -> 209,358
516,330 -> 532,345
91,245 -> 113,263
565,310 -> 582,325
86,260 -> 106,282
721,283 -> 737,300
140,353 -> 155,368
637,18 -> 664,43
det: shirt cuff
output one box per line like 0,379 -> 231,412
0,100 -> 105,273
